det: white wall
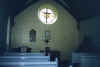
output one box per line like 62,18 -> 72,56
11,0 -> 79,60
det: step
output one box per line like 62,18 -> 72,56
0,56 -> 50,62
0,58 -> 50,62
0,65 -> 56,67
0,62 -> 57,67
4,53 -> 45,56
0,56 -> 49,58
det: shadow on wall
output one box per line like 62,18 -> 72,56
75,34 -> 96,53
80,16 -> 100,53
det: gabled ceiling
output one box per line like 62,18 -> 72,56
0,0 -> 100,21
66,0 -> 100,21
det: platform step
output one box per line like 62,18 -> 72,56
0,56 -> 50,62
0,56 -> 49,58
0,53 -> 58,67
4,53 -> 45,56
0,62 -> 57,67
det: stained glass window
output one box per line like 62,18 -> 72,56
39,8 -> 57,24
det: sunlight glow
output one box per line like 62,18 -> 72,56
39,8 -> 57,24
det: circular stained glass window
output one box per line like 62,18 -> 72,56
38,8 -> 57,24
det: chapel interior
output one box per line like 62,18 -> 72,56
0,0 -> 100,67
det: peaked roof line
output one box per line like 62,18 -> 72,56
55,0 -> 79,21
14,0 -> 78,21
15,0 -> 39,16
